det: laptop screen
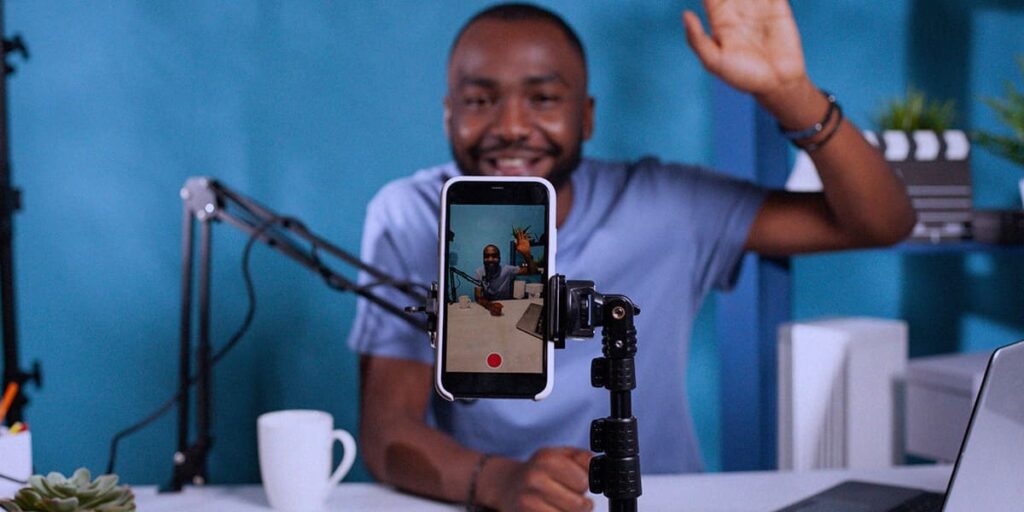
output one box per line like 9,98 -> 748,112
943,340 -> 1024,511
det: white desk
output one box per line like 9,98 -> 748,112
135,464 -> 951,511
446,298 -> 544,372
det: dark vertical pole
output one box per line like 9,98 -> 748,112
194,218 -> 212,484
172,205 -> 194,491
0,0 -> 25,424
589,296 -> 641,512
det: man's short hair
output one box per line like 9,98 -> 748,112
450,2 -> 586,69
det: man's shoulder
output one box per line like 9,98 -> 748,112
578,157 -> 709,193
373,163 -> 458,203
367,163 -> 458,217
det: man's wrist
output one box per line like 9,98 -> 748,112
474,456 -> 517,510
755,76 -> 826,130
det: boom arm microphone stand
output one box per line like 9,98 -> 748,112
170,177 -> 431,491
447,266 -> 480,303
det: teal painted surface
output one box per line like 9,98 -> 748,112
4,0 -> 1023,486
4,1 -> 710,485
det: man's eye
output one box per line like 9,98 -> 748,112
531,94 -> 561,107
463,96 -> 494,108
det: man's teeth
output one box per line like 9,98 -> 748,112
497,158 -> 527,169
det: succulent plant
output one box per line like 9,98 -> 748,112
0,469 -> 135,512
877,88 -> 958,132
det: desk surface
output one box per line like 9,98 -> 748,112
446,298 -> 544,373
135,464 -> 952,512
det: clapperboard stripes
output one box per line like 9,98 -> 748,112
787,130 -> 972,243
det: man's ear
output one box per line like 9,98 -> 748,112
443,96 -> 452,139
583,96 -> 595,141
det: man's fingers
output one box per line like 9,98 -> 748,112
570,448 -> 594,470
682,10 -> 721,73
525,472 -> 592,512
538,448 -> 590,494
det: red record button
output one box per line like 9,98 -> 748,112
486,353 -> 502,368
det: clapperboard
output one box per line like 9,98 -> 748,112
787,130 -> 972,243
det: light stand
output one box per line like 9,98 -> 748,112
170,177 -> 430,491
0,1 -> 40,425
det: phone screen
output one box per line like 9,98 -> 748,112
438,178 -> 553,399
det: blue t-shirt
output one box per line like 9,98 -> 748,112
474,265 -> 519,300
347,158 -> 767,473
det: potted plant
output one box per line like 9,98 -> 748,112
0,468 -> 135,512
871,89 -> 971,243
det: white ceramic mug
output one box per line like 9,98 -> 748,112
458,294 -> 471,309
525,282 -> 543,299
512,280 -> 526,299
0,429 -> 31,498
258,410 -> 356,512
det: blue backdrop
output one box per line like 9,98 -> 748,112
5,1 -> 1024,485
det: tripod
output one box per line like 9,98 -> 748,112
423,276 -> 644,510
548,276 -> 642,511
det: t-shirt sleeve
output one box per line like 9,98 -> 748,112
346,194 -> 435,364
676,165 -> 768,295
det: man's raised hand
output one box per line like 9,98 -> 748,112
682,0 -> 808,97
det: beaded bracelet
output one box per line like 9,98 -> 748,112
778,89 -> 838,142
799,101 -> 844,153
465,453 -> 493,511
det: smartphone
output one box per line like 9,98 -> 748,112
435,176 -> 556,401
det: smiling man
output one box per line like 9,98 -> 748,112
348,2 -> 914,511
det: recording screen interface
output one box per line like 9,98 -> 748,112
445,203 -> 547,374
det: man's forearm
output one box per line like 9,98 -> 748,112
364,416 -> 482,502
761,79 -> 915,245
521,251 -> 538,274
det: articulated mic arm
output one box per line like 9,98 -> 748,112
169,177 -> 433,491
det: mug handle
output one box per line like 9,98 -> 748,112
328,429 -> 357,487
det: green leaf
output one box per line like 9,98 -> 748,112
975,54 -> 1024,170
877,88 -> 957,131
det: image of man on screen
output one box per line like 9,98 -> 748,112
474,229 -> 537,315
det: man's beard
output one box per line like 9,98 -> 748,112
451,133 -> 583,191
484,261 -> 500,277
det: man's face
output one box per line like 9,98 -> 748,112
445,19 -> 594,189
482,245 -> 501,272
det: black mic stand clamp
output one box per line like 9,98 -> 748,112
423,275 -> 642,511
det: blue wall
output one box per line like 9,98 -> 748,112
4,1 -> 1023,485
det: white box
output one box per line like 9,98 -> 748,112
0,429 -> 32,498
905,351 -> 990,462
778,317 -> 907,471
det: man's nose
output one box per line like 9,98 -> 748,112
495,99 -> 530,141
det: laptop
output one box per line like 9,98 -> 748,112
515,303 -> 544,340
775,339 -> 1024,512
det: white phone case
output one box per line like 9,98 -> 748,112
435,176 -> 556,401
